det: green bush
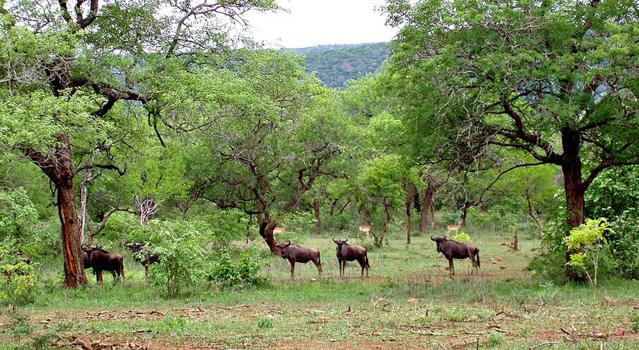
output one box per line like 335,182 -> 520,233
451,232 -> 471,243
608,209 -> 639,278
143,220 -> 209,297
209,250 -> 270,290
0,260 -> 38,311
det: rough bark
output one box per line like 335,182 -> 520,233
420,184 -> 436,232
258,214 -> 280,255
48,134 -> 88,288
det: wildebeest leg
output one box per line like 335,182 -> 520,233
144,264 -> 149,283
339,260 -> 344,278
290,261 -> 295,279
448,258 -> 454,277
313,259 -> 323,278
96,270 -> 104,284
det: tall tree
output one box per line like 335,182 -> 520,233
0,0 -> 277,287
162,51 -> 350,254
385,0 -> 639,276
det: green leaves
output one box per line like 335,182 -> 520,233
564,218 -> 609,250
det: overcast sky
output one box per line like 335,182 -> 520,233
245,0 -> 398,48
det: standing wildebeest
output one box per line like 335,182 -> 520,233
124,242 -> 160,282
275,240 -> 323,279
431,236 -> 480,276
333,239 -> 369,278
82,246 -> 125,283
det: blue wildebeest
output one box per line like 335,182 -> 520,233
333,239 -> 369,278
82,245 -> 125,283
431,236 -> 480,276
124,242 -> 161,282
275,240 -> 323,279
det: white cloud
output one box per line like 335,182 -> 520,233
245,0 -> 397,48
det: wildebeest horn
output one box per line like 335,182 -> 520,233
344,239 -> 348,243
430,236 -> 435,241
287,240 -> 291,245
333,238 -> 339,243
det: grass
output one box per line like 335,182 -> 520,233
1,230 -> 639,349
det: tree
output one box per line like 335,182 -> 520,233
0,0 -> 277,287
164,51 -> 350,254
384,0 -> 639,276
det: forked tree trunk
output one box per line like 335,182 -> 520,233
420,182 -> 439,232
313,198 -> 321,234
258,214 -> 280,255
405,184 -> 417,244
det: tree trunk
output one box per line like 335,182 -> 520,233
429,199 -> 436,231
525,188 -> 544,236
258,214 -> 280,255
312,198 -> 321,234
459,201 -> 470,227
53,135 -> 88,288
420,184 -> 435,232
405,184 -> 417,244
58,182 -> 88,287
561,127 -> 586,280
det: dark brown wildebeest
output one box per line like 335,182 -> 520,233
275,240 -> 323,279
124,242 -> 160,282
83,246 -> 125,283
333,239 -> 369,278
431,236 -> 480,276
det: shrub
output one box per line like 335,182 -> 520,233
0,261 -> 38,312
565,218 -> 610,287
451,232 -> 471,243
209,250 -> 270,290
144,220 -> 209,297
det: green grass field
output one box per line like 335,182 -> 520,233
2,232 -> 639,349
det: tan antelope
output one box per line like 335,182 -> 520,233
446,223 -> 461,235
358,225 -> 371,238
273,227 -> 286,235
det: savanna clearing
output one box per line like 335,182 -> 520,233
2,233 -> 638,350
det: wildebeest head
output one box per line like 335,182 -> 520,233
431,236 -> 448,253
275,240 -> 292,258
125,242 -> 145,253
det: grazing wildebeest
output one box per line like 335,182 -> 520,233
333,239 -> 369,278
124,242 -> 160,282
275,240 -> 323,279
83,246 -> 125,283
431,236 -> 480,276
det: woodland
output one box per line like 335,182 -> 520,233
1,0 -> 639,349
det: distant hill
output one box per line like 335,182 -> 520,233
288,42 -> 390,89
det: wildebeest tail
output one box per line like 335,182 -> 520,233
120,257 -> 126,282
476,248 -> 480,268
365,254 -> 370,268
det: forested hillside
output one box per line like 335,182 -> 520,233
290,42 -> 389,88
